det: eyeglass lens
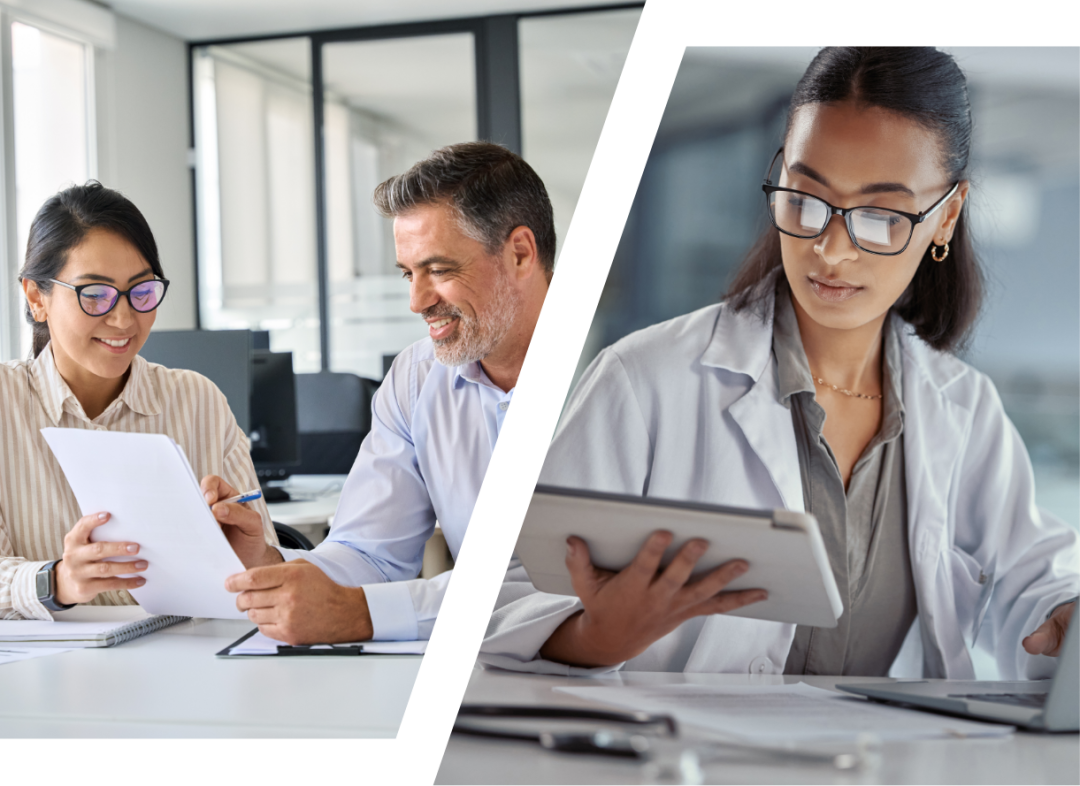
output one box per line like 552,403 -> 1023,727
80,280 -> 166,315
768,191 -> 912,254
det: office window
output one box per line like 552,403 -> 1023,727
193,39 -> 321,371
323,34 -> 477,379
11,21 -> 92,358
519,8 -> 640,259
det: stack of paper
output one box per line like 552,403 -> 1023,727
42,428 -> 248,620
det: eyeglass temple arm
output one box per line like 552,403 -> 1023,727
763,147 -> 784,185
917,181 -> 960,221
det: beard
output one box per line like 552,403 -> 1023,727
424,263 -> 521,368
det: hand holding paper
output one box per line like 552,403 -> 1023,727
42,428 -> 249,619
55,511 -> 148,606
200,474 -> 279,569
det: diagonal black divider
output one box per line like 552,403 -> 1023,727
397,10 -> 682,773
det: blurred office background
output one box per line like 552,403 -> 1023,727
0,0 -> 641,377
582,47 -> 1080,533
580,47 -> 1079,678
0,0 -> 639,562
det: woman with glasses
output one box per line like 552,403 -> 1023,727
483,47 -> 1077,678
0,182 -> 276,619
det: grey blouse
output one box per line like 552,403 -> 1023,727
771,285 -> 918,676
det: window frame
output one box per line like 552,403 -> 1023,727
186,3 -> 644,371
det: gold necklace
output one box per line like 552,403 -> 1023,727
811,374 -> 882,401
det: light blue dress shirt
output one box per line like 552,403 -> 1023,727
277,338 -> 512,640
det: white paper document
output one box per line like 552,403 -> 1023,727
228,629 -> 427,656
0,646 -> 75,665
555,682 -> 1014,742
41,428 -> 247,620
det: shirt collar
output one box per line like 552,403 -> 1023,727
453,359 -> 512,397
771,282 -> 816,407
29,345 -> 161,424
770,277 -> 906,435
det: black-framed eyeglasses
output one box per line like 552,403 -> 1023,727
762,148 -> 959,256
49,278 -> 170,317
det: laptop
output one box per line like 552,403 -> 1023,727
838,604 -> 1078,731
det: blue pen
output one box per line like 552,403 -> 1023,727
219,489 -> 263,505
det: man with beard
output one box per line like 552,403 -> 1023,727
204,142 -> 554,644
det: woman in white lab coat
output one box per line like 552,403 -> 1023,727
481,47 -> 1078,679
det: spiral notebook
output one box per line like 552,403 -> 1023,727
0,606 -> 189,648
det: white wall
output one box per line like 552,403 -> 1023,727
95,13 -> 195,330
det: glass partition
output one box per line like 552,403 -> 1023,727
322,34 -> 476,379
193,38 -> 321,371
519,9 -> 640,261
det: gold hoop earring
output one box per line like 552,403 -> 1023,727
931,242 -> 949,262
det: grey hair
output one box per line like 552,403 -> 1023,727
373,141 -> 556,277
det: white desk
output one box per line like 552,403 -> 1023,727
436,669 -> 1079,785
0,618 -> 421,738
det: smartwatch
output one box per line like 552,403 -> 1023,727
35,560 -> 75,612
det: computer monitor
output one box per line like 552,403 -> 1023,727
249,349 -> 300,481
140,330 -> 300,481
140,329 -> 251,431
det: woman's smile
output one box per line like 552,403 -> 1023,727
92,335 -> 135,354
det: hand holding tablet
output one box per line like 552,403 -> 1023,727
517,486 -> 845,652
541,529 -> 769,667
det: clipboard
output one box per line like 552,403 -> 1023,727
216,628 -> 428,657
516,485 -> 844,628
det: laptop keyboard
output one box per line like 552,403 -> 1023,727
949,692 -> 1049,709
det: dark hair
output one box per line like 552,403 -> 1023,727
727,47 -> 982,352
19,181 -> 164,358
373,141 -> 556,278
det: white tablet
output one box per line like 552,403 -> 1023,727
516,485 -> 844,628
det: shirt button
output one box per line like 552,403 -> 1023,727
498,402 -> 509,411
749,655 -> 774,674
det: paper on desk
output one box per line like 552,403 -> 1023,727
41,428 -> 247,620
229,629 -> 427,655
555,682 -> 1014,742
0,646 -> 75,665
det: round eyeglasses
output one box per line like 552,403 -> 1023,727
762,148 -> 958,256
49,278 -> 170,317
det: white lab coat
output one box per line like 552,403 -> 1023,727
481,291 -> 1079,679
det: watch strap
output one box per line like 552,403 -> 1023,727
36,559 -> 75,612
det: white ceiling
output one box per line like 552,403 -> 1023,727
101,0 -> 633,41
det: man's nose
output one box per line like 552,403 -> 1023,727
409,275 -> 438,314
812,215 -> 859,266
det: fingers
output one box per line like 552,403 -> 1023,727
201,474 -> 238,506
225,564 -> 290,594
565,537 -> 610,602
236,588 -> 282,612
654,538 -> 709,595
1023,617 -> 1065,657
65,512 -> 111,547
694,588 -> 768,617
625,530 -> 674,584
681,559 -> 750,606
212,501 -> 266,537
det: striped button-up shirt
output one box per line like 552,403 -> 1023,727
0,344 -> 276,620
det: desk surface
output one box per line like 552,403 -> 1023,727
436,669 -> 1079,785
0,618 -> 421,738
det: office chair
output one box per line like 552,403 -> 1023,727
294,371 -> 380,475
273,521 -> 315,551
